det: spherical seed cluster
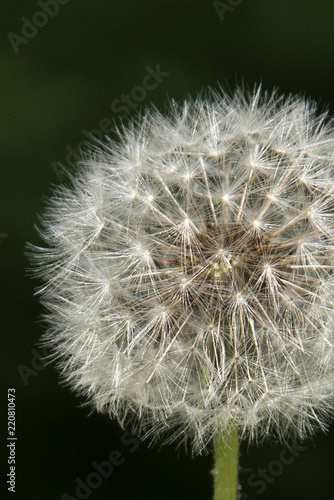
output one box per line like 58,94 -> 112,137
32,88 -> 334,453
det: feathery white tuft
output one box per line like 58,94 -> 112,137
30,87 -> 334,453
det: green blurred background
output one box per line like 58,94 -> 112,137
2,0 -> 334,498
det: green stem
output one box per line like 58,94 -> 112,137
213,427 -> 239,500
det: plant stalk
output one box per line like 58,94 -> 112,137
213,427 -> 239,500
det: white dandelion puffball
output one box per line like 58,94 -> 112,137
32,87 -> 334,453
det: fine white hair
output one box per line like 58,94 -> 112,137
30,86 -> 334,453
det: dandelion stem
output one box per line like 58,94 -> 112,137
213,427 -> 239,500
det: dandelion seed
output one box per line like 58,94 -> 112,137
29,87 -> 334,498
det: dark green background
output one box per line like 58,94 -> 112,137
2,1 -> 334,499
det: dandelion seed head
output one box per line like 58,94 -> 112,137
30,86 -> 334,453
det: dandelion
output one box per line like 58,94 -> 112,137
30,86 -> 334,499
